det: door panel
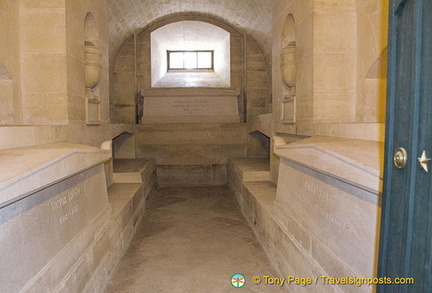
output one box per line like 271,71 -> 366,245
379,0 -> 432,292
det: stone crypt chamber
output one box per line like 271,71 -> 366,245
0,0 -> 389,292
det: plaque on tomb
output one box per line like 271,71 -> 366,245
142,92 -> 240,123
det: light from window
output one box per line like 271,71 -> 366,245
169,52 -> 184,69
167,50 -> 213,70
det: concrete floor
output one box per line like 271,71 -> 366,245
106,185 -> 284,292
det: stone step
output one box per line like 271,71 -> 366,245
228,157 -> 270,181
243,181 -> 276,212
113,159 -> 155,183
108,183 -> 142,219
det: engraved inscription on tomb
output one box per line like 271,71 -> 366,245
171,99 -> 210,115
49,187 -> 82,225
301,181 -> 354,236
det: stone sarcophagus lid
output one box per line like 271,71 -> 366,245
273,136 -> 383,292
141,88 -> 241,124
0,142 -> 111,292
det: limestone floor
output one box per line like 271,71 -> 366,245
106,185 -> 284,293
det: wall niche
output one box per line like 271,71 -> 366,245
0,63 -> 14,124
280,14 -> 296,124
84,13 -> 101,125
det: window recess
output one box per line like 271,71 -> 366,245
167,50 -> 214,71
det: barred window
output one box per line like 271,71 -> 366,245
167,50 -> 214,70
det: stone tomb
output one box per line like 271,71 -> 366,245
0,143 -> 111,292
141,88 -> 240,123
273,137 -> 382,292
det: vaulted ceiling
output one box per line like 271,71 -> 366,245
106,0 -> 272,59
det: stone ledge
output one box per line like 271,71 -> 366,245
275,136 -> 383,194
248,113 -> 272,138
113,159 -> 156,184
243,181 -> 276,211
141,115 -> 240,124
142,87 -> 240,97
0,142 -> 111,208
108,183 -> 143,217
228,157 -> 270,181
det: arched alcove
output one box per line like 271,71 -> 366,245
282,14 -> 296,47
280,14 -> 296,124
84,13 -> 98,46
84,12 -> 101,125
151,21 -> 231,88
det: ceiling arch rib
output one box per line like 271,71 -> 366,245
106,0 -> 272,60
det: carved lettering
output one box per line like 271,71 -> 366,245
50,196 -> 67,211
301,181 -> 354,236
59,205 -> 79,225
171,99 -> 210,115
50,187 -> 82,225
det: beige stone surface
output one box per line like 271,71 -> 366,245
0,142 -> 111,207
228,157 -> 342,292
229,157 -> 271,181
107,186 -> 283,293
0,1 -> 393,291
273,136 -> 382,290
20,8 -> 66,53
110,128 -> 136,159
275,161 -> 380,278
0,80 -> 14,124
107,0 -> 272,70
275,136 -> 383,192
143,95 -> 239,119
271,0 -> 387,143
249,113 -> 272,137
157,164 -> 227,187
0,149 -> 157,292
136,122 -> 247,165
0,163 -> 109,292
113,158 -> 155,183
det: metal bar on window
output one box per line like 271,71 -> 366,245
167,50 -> 214,71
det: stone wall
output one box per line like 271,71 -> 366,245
111,13 -> 271,185
270,0 -> 388,184
20,1 -> 68,125
0,0 -> 116,151
0,1 -> 21,125
271,0 -> 388,142
107,0 -> 272,71
111,13 -> 270,125
355,1 -> 388,123
136,122 -> 248,186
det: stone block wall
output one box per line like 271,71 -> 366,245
0,0 -> 114,151
110,13 -> 272,185
272,0 -> 388,142
0,1 -> 22,125
137,122 -> 247,186
107,0 -> 272,72
111,13 -> 270,125
20,1 -> 69,125
229,138 -> 382,292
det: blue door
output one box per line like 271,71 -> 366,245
378,0 -> 432,292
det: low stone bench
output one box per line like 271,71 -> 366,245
228,157 -> 275,249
